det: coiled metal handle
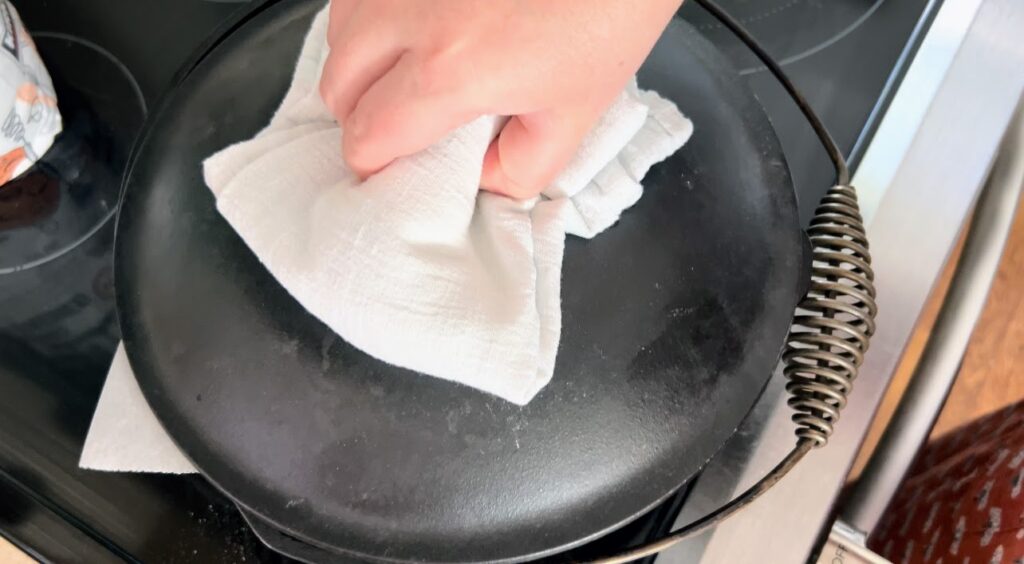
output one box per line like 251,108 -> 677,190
591,1 -> 881,560
689,0 -> 879,453
784,184 -> 877,447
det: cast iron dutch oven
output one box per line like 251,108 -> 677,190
114,0 -> 808,561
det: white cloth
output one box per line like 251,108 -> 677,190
80,8 -> 691,472
205,8 -> 691,404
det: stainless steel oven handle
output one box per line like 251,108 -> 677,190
841,98 -> 1024,536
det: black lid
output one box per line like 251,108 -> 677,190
115,0 -> 807,561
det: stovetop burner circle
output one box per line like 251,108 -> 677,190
681,0 -> 884,73
0,33 -> 145,273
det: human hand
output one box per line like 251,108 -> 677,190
318,0 -> 681,198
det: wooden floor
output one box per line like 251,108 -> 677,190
848,188 -> 1024,481
930,194 -> 1024,437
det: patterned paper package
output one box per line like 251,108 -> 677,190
0,1 -> 61,184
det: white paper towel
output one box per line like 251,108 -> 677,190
80,7 -> 692,472
200,7 -> 691,405
80,344 -> 197,473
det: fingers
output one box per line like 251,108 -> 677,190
479,107 -> 598,199
342,52 -> 477,176
325,0 -> 357,47
322,2 -> 607,188
319,42 -> 403,125
319,5 -> 403,125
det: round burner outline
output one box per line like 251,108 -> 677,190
30,32 -> 147,114
0,31 -> 145,274
683,0 -> 886,74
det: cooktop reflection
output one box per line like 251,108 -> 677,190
680,0 -> 885,72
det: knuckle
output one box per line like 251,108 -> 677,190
318,78 -> 334,108
342,136 -> 374,172
501,173 -> 545,200
342,116 -> 383,171
325,46 -> 357,79
332,29 -> 369,57
508,154 -> 558,197
414,50 -> 463,98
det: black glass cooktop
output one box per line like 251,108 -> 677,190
0,0 -> 935,561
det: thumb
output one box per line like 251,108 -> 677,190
480,105 -> 601,200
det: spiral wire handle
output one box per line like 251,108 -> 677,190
785,185 -> 877,448
587,0 -> 877,561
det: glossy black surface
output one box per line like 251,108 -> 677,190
0,333 -> 286,564
0,36 -> 142,362
1,2 -> 286,563
238,486 -> 693,563
0,35 -> 143,273
115,1 -> 805,561
678,0 -> 934,225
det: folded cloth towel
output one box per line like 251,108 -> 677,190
80,6 -> 691,473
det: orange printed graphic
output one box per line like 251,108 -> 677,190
0,146 -> 26,184
16,82 -> 56,107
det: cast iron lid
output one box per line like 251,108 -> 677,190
115,0 -> 807,561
